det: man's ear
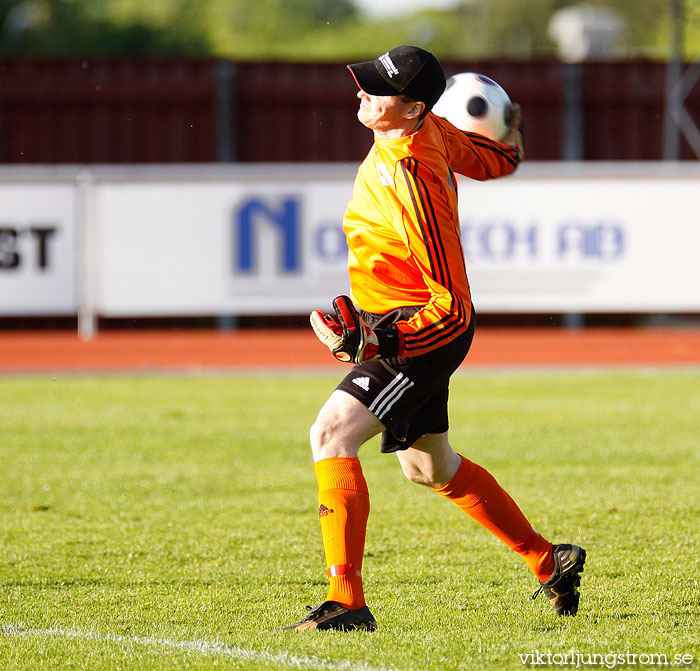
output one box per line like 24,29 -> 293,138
406,101 -> 425,120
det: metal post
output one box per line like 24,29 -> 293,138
561,63 -> 584,161
77,171 -> 97,340
215,60 -> 239,330
561,63 -> 585,328
215,60 -> 236,162
663,0 -> 683,159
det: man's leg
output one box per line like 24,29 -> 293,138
284,390 -> 384,630
395,432 -> 555,581
310,390 -> 384,608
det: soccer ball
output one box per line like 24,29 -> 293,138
432,72 -> 513,142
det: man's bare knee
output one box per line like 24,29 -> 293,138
310,391 -> 383,462
309,407 -> 343,455
399,460 -> 441,488
396,433 -> 461,489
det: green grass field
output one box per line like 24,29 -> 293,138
1,370 -> 698,670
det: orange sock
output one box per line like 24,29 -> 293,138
314,457 -> 369,609
432,455 -> 554,582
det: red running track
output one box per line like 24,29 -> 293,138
0,328 -> 699,373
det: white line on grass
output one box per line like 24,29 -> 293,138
1,624 -> 397,671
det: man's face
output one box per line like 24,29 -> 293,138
356,89 -> 415,132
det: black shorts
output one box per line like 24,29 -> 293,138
337,305 -> 476,453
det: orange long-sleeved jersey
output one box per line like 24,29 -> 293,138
343,112 -> 520,358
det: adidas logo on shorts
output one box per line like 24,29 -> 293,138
352,376 -> 370,391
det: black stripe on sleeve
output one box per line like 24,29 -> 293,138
402,293 -> 469,351
469,139 -> 520,169
397,157 -> 471,352
401,158 -> 450,289
399,159 -> 440,284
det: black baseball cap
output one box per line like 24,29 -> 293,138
347,45 -> 446,111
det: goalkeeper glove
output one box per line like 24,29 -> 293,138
310,295 -> 380,364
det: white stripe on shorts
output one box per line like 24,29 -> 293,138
369,372 -> 415,420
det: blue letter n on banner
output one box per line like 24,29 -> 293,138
234,197 -> 300,274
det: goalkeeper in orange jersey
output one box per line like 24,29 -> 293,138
285,45 -> 585,631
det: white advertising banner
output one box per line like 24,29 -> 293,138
0,181 -> 76,314
0,164 -> 698,317
96,177 -> 354,315
460,176 -> 699,312
97,166 -> 700,315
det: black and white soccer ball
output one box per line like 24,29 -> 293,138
432,72 -> 513,142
